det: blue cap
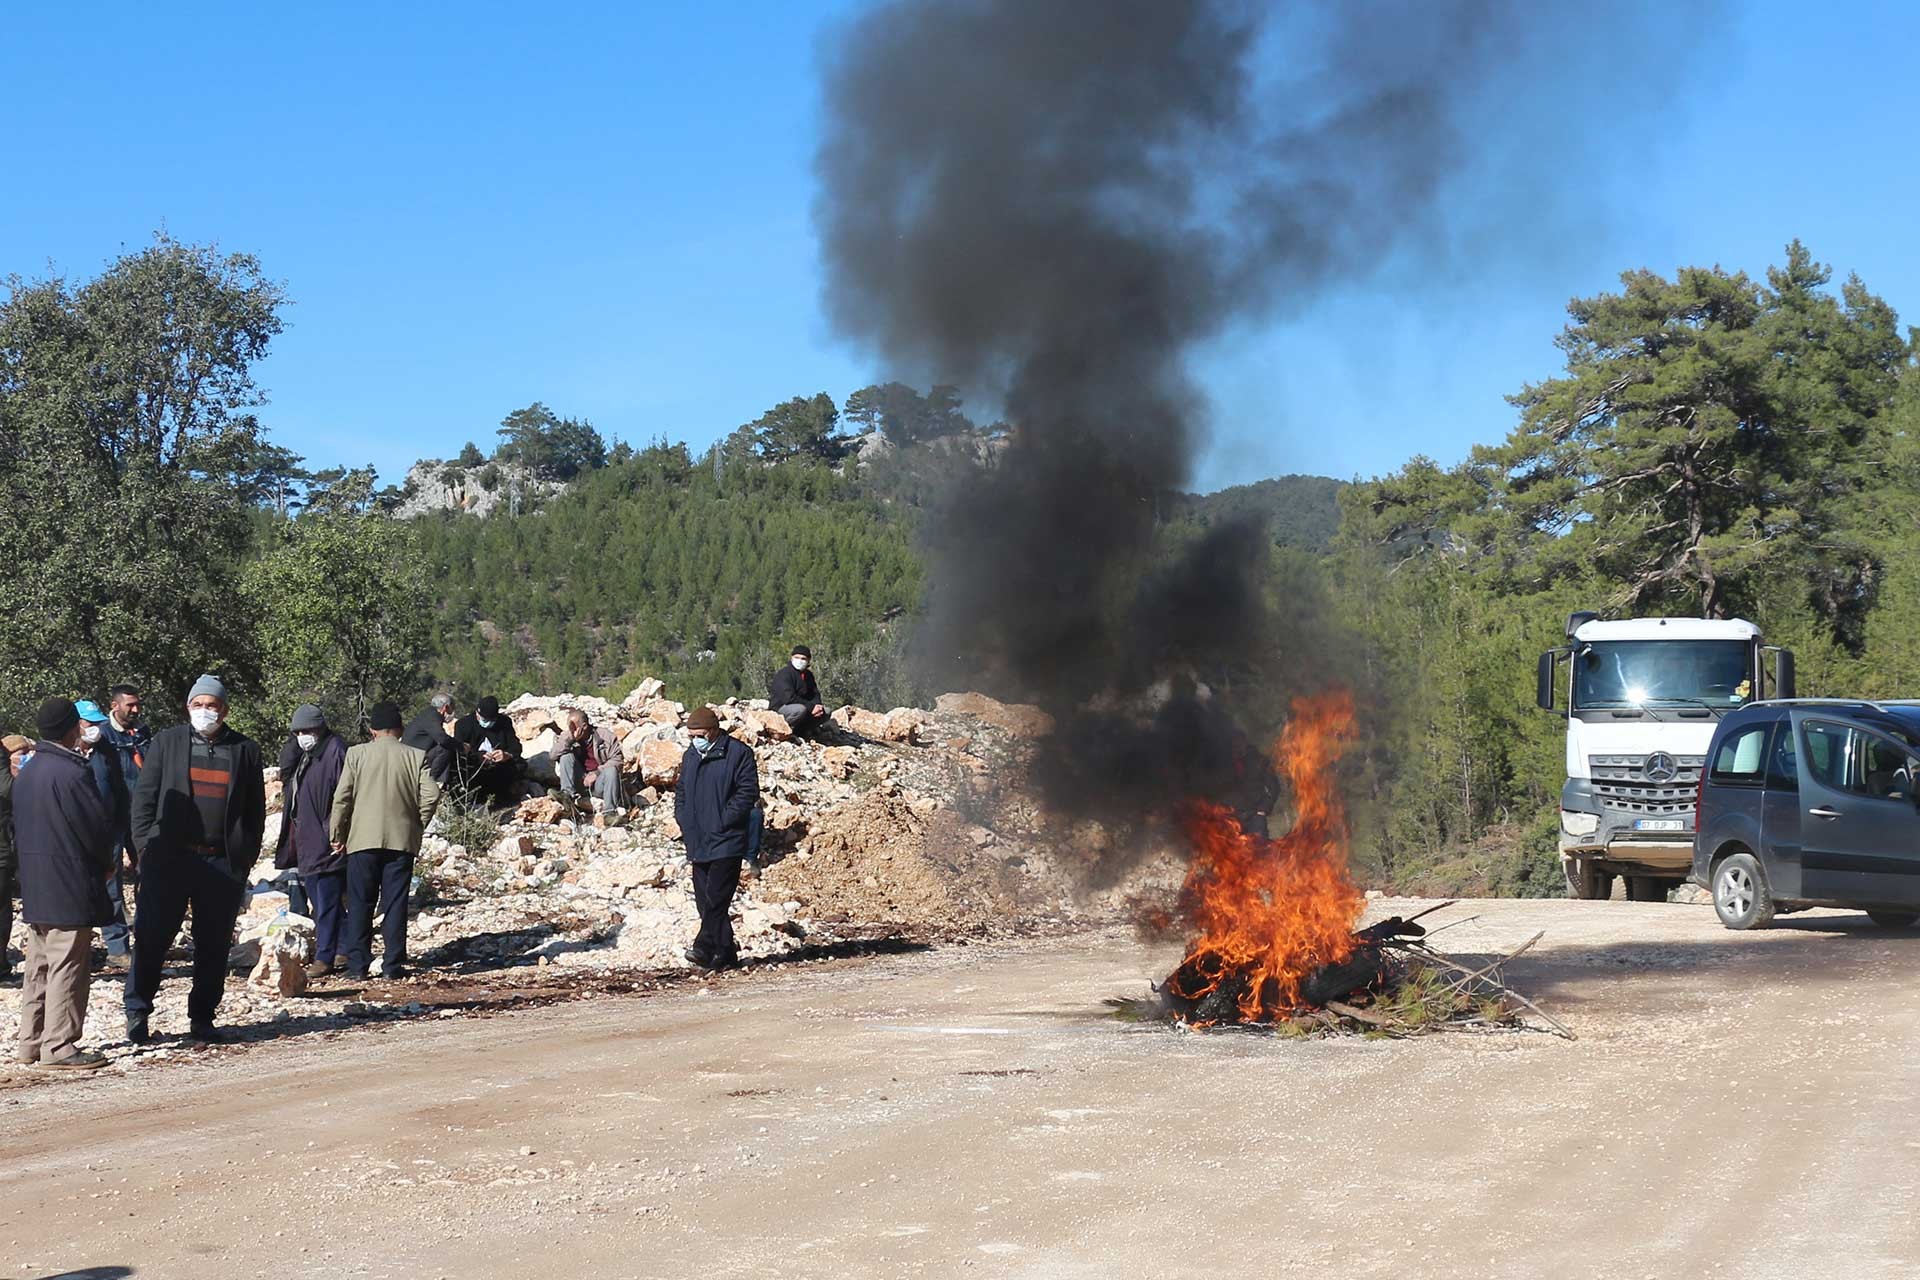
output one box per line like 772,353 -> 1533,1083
75,700 -> 108,724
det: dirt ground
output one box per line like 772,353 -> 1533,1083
3,896 -> 1918,1279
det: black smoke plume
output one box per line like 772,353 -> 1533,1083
815,0 -> 1688,853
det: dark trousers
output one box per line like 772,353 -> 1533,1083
463,759 -> 521,807
346,849 -> 413,978
692,857 -> 743,962
124,853 -> 244,1026
0,852 -> 16,974
101,847 -> 132,955
286,873 -> 309,918
305,868 -> 348,965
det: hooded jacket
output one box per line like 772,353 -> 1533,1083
131,723 -> 268,880
674,735 -> 759,863
13,741 -> 113,927
274,730 -> 348,876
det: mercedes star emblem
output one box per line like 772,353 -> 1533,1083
1645,752 -> 1678,783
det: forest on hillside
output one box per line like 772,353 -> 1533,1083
5,236 -> 1918,894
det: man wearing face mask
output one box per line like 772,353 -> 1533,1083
675,706 -> 760,970
770,645 -> 829,739
451,695 -> 524,808
273,705 -> 349,977
76,701 -> 132,967
97,686 -> 149,966
125,674 -> 267,1045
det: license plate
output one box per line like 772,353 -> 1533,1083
1634,819 -> 1685,832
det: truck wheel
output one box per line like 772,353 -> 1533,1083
1625,877 -> 1670,902
1712,852 -> 1775,930
1867,911 -> 1919,929
1564,857 -> 1614,900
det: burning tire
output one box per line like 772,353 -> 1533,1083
1563,856 -> 1614,901
1712,852 -> 1774,930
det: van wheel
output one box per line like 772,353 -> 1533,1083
1625,877 -> 1669,902
1712,853 -> 1775,930
1564,857 -> 1614,900
1867,911 -> 1919,929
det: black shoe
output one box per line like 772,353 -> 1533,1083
186,1022 -> 225,1045
125,1016 -> 150,1046
684,948 -> 717,969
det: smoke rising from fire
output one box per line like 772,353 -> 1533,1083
815,0 -> 1691,853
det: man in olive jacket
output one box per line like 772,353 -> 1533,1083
329,702 -> 442,980
125,675 -> 266,1045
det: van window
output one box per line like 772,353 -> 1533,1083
1765,721 -> 1798,791
1709,724 -> 1768,784
1853,733 -> 1915,801
1802,721 -> 1848,790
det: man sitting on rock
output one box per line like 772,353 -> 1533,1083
675,706 -> 759,970
451,696 -> 524,807
770,645 -> 828,739
556,707 -> 624,814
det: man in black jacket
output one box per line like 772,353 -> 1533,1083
675,705 -> 759,969
451,696 -> 524,807
0,740 -> 18,983
124,674 -> 267,1045
770,645 -> 828,739
13,698 -> 113,1070
403,693 -> 458,784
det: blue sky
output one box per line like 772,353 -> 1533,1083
5,2 -> 1918,493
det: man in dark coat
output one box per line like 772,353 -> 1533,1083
125,674 -> 267,1045
0,739 -> 19,982
674,705 -> 759,969
97,684 -> 149,963
769,645 -> 828,738
402,693 -> 458,785
451,695 -> 523,807
77,699 -> 132,965
13,698 -> 113,1069
273,705 -> 349,976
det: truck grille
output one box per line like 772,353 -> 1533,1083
1587,754 -> 1705,816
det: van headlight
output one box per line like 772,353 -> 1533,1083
1561,810 -> 1601,837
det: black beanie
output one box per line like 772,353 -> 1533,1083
791,645 -> 811,659
36,697 -> 80,742
478,695 -> 501,718
367,701 -> 403,731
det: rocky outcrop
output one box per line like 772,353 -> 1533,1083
389,459 -> 567,519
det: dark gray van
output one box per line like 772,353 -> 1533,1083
1693,700 -> 1920,929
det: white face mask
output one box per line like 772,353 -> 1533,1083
189,707 -> 222,734
296,732 -> 319,752
80,724 -> 102,745
792,657 -> 809,671
477,716 -> 495,729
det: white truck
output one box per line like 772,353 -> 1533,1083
1536,613 -> 1795,900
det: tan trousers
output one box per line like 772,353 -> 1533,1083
17,926 -> 93,1064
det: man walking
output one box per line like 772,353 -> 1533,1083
329,702 -> 441,981
0,736 -> 22,982
770,645 -> 828,738
451,696 -> 523,806
13,698 -> 113,1070
403,693 -> 458,785
273,705 -> 348,977
675,706 -> 759,970
97,685 -> 149,965
556,707 -> 624,813
76,700 -> 131,967
125,675 -> 267,1045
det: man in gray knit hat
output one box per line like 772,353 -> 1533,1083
124,674 -> 266,1045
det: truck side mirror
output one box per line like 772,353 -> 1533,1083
1536,651 -> 1567,716
1774,648 -> 1796,699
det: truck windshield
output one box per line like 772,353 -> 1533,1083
1573,639 -> 1753,709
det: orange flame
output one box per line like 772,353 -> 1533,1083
1165,689 -> 1364,1022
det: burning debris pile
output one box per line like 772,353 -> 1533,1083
1149,691 -> 1570,1039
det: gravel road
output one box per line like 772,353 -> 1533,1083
3,896 -> 1917,1279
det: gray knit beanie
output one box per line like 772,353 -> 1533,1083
188,673 -> 228,702
290,704 -> 327,731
